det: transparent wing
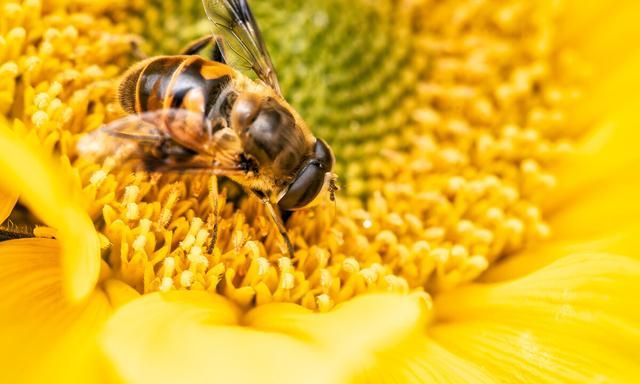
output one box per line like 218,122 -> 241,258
77,110 -> 245,174
202,0 -> 282,95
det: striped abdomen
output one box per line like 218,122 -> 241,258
118,56 -> 234,117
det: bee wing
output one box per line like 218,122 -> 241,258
202,0 -> 282,96
76,114 -> 162,161
77,109 -> 245,174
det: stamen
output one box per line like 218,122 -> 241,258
316,294 -> 333,312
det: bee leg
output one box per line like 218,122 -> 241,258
181,35 -> 213,55
207,176 -> 220,255
210,36 -> 226,63
280,210 -> 293,223
180,35 -> 226,64
252,190 -> 295,257
0,224 -> 34,241
129,35 -> 148,60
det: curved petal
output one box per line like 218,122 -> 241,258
102,278 -> 142,308
248,294 -> 498,383
349,333 -> 497,384
483,224 -> 640,281
560,0 -> 640,86
548,1 -> 640,224
0,191 -> 18,225
101,291 -> 345,384
0,238 -> 112,383
539,105 -> 640,261
0,125 -> 100,301
431,253 -> 640,383
547,98 -> 640,231
102,291 -> 437,384
246,293 -> 430,357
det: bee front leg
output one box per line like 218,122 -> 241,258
252,190 -> 295,258
180,35 -> 226,64
128,35 -> 148,60
207,176 -> 220,255
0,223 -> 34,241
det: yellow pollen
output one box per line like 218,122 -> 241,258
256,257 -> 270,276
132,235 -> 147,252
180,270 -> 194,288
316,294 -> 333,312
123,185 -> 140,204
279,272 -> 295,292
340,258 -> 358,275
194,231 -> 209,250
243,241 -> 261,259
159,277 -> 174,292
180,235 -> 196,251
188,247 -> 209,269
89,170 -> 108,186
163,255 -> 175,271
125,203 -> 139,221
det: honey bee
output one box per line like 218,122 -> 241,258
78,0 -> 337,256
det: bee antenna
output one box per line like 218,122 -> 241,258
329,175 -> 339,220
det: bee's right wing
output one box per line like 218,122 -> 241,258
77,109 -> 246,175
202,0 -> 282,96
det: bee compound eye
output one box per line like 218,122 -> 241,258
313,138 -> 334,171
277,161 -> 326,211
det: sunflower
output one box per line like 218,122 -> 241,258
1,0 -> 639,383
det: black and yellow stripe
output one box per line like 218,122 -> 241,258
118,56 -> 235,117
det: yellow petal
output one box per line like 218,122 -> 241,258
432,253 -> 640,383
559,0 -> 640,123
102,291 -> 435,384
350,333 -> 497,384
0,238 -> 112,383
544,114 -> 640,248
0,125 -> 100,301
543,66 -> 640,243
548,95 -> 640,198
246,293 -> 430,366
551,163 -> 640,243
102,278 -> 141,308
251,305 -> 493,383
101,290 -> 345,384
484,225 -> 640,281
0,190 -> 18,225
249,293 -> 494,384
560,0 -> 640,83
546,0 -> 640,225
548,0 -> 640,207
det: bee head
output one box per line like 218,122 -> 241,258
230,93 -> 336,210
277,138 -> 337,211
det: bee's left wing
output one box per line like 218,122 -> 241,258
202,0 -> 282,96
77,109 -> 245,174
